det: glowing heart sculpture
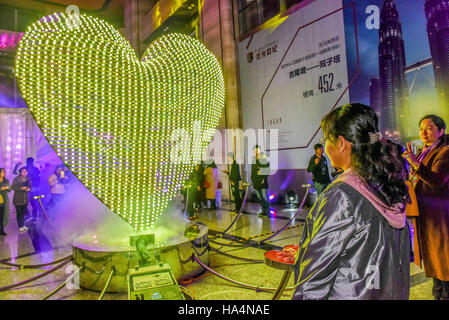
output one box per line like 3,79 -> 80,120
15,13 -> 225,231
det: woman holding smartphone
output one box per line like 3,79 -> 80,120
403,114 -> 449,300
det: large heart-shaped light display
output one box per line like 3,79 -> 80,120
15,13 -> 225,231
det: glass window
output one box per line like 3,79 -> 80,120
238,0 -> 257,11
285,0 -> 303,10
0,6 -> 16,31
239,1 -> 259,35
261,0 -> 280,22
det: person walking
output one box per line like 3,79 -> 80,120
13,157 -> 41,221
203,160 -> 218,210
293,103 -> 411,300
185,164 -> 202,220
12,167 -> 31,233
0,168 -> 11,236
223,152 -> 242,214
251,145 -> 271,218
403,114 -> 449,300
307,143 -> 332,196
198,161 -> 206,209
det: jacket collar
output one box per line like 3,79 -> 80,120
418,136 -> 447,167
335,169 -> 406,229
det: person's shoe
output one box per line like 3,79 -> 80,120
19,227 -> 25,233
0,231 -> 6,236
188,215 -> 198,221
258,212 -> 270,219
230,211 -> 238,215
22,226 -> 29,231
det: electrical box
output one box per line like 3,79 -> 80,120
127,263 -> 182,300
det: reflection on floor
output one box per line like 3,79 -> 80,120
0,202 -> 433,300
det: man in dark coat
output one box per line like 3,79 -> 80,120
198,161 -> 206,209
403,115 -> 449,300
307,144 -> 331,195
223,152 -> 242,214
251,145 -> 270,218
11,167 -> 31,232
185,164 -> 202,220
13,157 -> 41,222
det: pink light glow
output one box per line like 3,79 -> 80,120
0,31 -> 23,50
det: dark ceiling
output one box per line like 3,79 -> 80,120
0,0 -> 126,31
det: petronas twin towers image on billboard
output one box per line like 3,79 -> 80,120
370,0 -> 449,142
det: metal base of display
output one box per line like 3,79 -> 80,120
71,224 -> 209,293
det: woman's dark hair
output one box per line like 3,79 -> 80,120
321,103 -> 410,207
18,167 -> 28,175
314,143 -> 323,150
0,168 -> 5,176
419,114 -> 446,131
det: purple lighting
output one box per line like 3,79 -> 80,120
0,31 -> 23,50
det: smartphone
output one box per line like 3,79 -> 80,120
60,171 -> 65,178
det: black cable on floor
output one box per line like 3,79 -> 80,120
258,187 -> 310,244
0,258 -> 72,292
216,184 -> 250,237
209,246 -> 264,263
40,264 -> 85,300
209,238 -> 250,248
0,255 -> 72,269
98,268 -> 115,300
192,254 -> 294,294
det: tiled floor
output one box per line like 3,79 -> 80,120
0,201 -> 434,300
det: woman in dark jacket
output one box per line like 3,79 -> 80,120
12,167 -> 31,232
293,104 -> 411,300
0,168 -> 11,236
403,114 -> 449,300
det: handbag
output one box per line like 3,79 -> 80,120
217,180 -> 222,189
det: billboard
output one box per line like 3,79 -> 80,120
239,0 -> 351,169
239,0 -> 444,169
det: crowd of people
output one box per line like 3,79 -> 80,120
0,159 -> 73,235
184,160 -> 220,220
0,103 -> 448,300
183,104 -> 448,300
183,146 -> 274,220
